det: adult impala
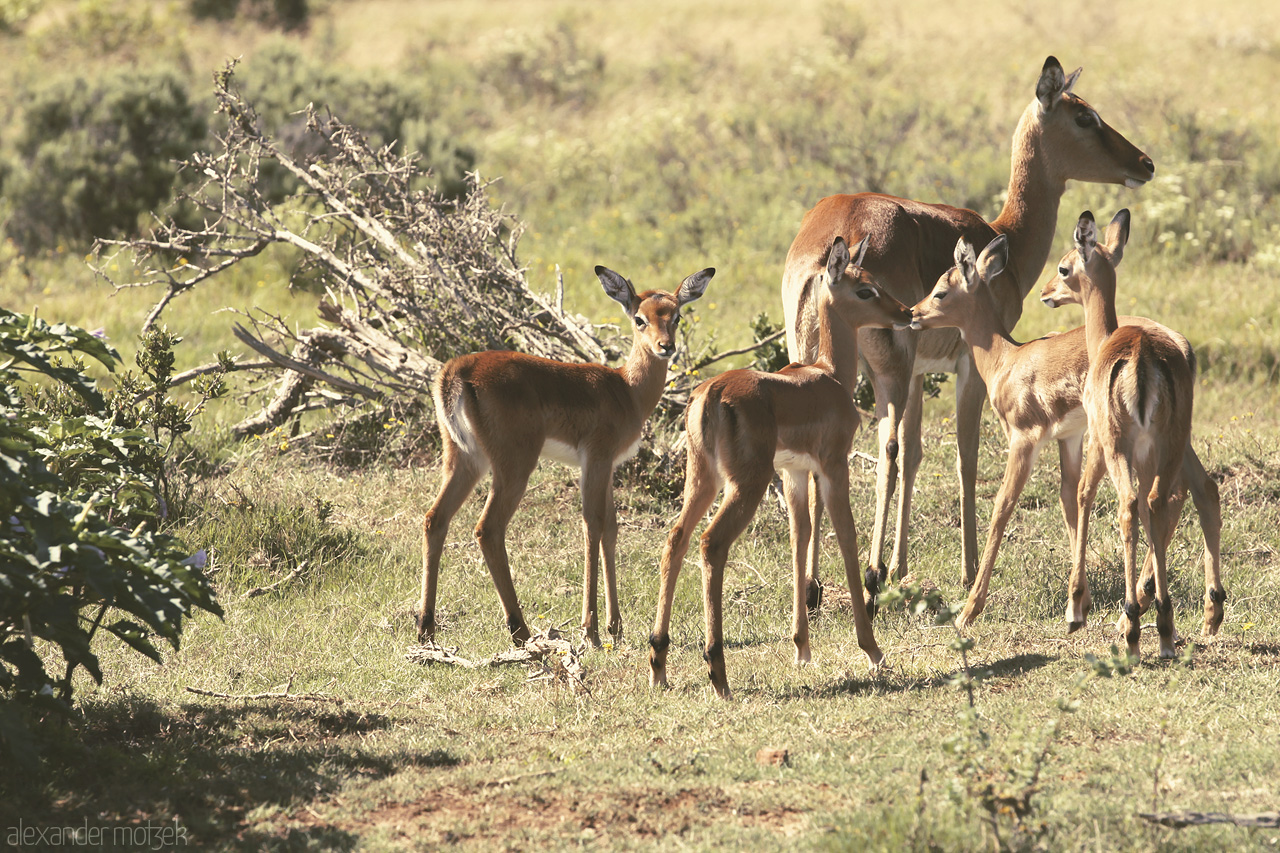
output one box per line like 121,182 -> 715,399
418,266 -> 713,648
650,237 -> 906,699
904,234 -> 1225,635
1054,210 -> 1194,659
1041,265 -> 1225,636
781,56 -> 1154,607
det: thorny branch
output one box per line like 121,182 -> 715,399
92,61 -> 610,438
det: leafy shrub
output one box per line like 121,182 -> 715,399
0,310 -> 223,767
189,0 -> 309,31
234,41 -> 475,202
479,21 -> 605,107
4,66 -> 205,253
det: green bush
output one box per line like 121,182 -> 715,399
235,41 -> 476,202
4,67 -> 206,253
189,0 -> 309,31
0,310 -> 223,767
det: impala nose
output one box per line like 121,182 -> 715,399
657,341 -> 675,359
1140,155 -> 1155,176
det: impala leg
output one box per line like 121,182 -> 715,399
866,360 -> 911,594
601,478 -> 623,644
888,374 -> 925,583
958,436 -> 1038,630
820,462 -> 883,669
804,473 -> 825,614
650,446 -> 718,689
475,458 -> 536,646
579,459 -> 614,648
701,474 -> 770,701
1183,446 -> 1226,636
1146,465 -> 1184,660
1057,437 -> 1083,558
781,470 -> 814,664
1105,449 -> 1143,660
1068,439 -> 1106,632
955,352 -> 988,589
419,441 -> 485,642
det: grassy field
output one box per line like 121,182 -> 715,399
2,0 -> 1280,850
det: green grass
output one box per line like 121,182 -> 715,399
3,0 -> 1280,849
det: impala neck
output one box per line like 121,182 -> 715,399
1078,266 -> 1120,358
958,287 -> 1021,387
621,336 -> 670,415
814,288 -> 861,392
990,103 -> 1069,327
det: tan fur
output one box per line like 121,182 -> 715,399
780,57 -> 1154,601
419,268 -> 712,648
649,238 -> 904,699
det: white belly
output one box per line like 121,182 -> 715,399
913,355 -> 958,374
1049,406 -> 1088,441
613,435 -> 643,467
542,438 -> 582,468
773,449 -> 820,473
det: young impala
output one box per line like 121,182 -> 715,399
904,234 -> 1224,635
418,266 -> 713,648
649,237 -> 908,699
1041,266 -> 1225,636
781,56 -> 1154,610
1054,210 -> 1194,659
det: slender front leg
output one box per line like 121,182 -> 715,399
1183,445 -> 1226,636
866,354 -> 912,592
782,470 -> 813,664
601,478 -> 623,643
650,448 -> 717,689
1107,452 -> 1142,659
958,436 -> 1039,630
888,374 -> 925,583
820,463 -> 883,669
1056,437 -> 1084,555
1067,438 -> 1106,632
954,351 -> 988,588
579,458 -> 614,648
1146,467 -> 1184,660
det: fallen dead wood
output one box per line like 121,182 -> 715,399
1138,811 -> 1280,829
185,682 -> 342,704
405,628 -> 589,693
243,561 -> 310,599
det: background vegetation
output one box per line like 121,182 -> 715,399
1,0 -> 1278,850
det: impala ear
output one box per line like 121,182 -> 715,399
1105,209 -> 1131,267
1035,56 -> 1080,112
977,233 -> 1009,283
825,236 -> 852,285
852,235 -> 869,269
953,237 -> 977,285
1073,211 -> 1098,263
676,267 -> 714,307
596,265 -> 638,317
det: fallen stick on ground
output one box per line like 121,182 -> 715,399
1138,811 -> 1280,829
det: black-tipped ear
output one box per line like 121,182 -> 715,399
1073,211 -> 1098,263
1036,56 -> 1067,110
596,266 -> 637,317
852,235 -> 869,269
977,233 -> 1009,283
1106,209 -> 1131,267
952,237 -> 976,283
677,268 -> 714,307
825,236 -> 852,285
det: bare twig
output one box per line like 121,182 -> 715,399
243,561 -> 310,598
184,684 -> 341,704
1138,811 -> 1280,829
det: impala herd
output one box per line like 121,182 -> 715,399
417,56 -> 1227,697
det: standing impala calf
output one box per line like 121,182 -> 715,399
782,56 -> 1154,609
1053,210 -> 1194,659
905,235 -> 1225,635
1041,269 -> 1226,635
418,266 -> 713,648
650,237 -> 907,700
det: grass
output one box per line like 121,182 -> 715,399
2,0 -> 1280,849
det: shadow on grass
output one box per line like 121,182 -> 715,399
0,695 -> 461,851
787,651 -> 1059,700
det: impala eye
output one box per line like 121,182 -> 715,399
635,315 -> 647,328
856,288 -> 874,300
1075,111 -> 1097,128
1058,266 -> 1070,278
673,314 -> 682,327
933,290 -> 946,301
